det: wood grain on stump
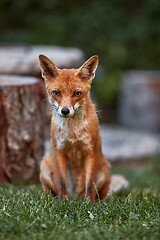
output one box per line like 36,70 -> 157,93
0,75 -> 45,184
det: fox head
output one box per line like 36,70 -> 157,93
39,54 -> 99,117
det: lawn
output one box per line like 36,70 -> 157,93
0,158 -> 160,240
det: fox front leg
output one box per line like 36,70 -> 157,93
56,151 -> 69,200
85,154 -> 96,202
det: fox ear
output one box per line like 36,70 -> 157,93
78,55 -> 99,80
39,54 -> 59,79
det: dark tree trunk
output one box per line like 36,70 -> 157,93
0,75 -> 46,184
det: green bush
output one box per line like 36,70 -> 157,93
94,71 -> 121,105
0,0 -> 159,69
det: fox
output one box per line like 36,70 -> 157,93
39,54 -> 126,202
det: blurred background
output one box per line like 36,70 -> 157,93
0,0 -> 160,184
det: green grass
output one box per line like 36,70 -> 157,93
0,158 -> 160,240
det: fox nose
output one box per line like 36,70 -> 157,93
61,107 -> 70,116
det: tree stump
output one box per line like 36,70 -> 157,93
0,75 -> 45,184
119,71 -> 160,133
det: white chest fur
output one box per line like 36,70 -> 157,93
53,114 -> 90,149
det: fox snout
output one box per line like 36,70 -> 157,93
53,101 -> 80,117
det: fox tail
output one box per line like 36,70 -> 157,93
108,174 -> 129,196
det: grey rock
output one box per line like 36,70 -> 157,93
100,125 -> 160,162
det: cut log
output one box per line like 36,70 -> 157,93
0,45 -> 84,76
0,75 -> 46,184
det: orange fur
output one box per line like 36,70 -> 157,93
39,54 -> 110,201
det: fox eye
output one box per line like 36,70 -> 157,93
74,91 -> 82,97
52,90 -> 61,96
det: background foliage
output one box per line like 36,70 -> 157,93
0,0 -> 160,108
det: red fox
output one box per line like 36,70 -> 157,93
39,54 -> 111,201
